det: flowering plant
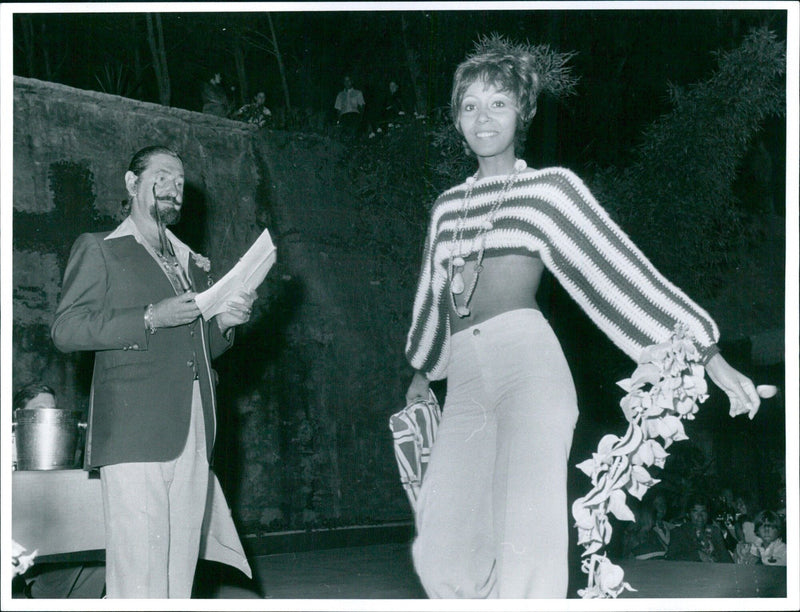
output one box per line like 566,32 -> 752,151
573,324 -> 710,598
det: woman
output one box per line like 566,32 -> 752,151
404,35 -> 760,598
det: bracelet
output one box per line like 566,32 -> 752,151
144,303 -> 157,335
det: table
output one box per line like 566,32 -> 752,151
12,469 -> 105,560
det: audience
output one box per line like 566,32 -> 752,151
666,495 -> 732,563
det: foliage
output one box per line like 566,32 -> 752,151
93,62 -> 137,98
588,27 -> 786,299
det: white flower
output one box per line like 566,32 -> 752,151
575,324 -> 711,598
192,252 -> 211,272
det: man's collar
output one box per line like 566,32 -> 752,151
105,216 -> 193,270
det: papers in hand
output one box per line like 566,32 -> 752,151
195,228 -> 276,319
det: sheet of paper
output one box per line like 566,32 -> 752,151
195,228 -> 276,319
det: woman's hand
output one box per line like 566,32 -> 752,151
705,353 -> 761,420
405,370 -> 430,405
151,292 -> 201,328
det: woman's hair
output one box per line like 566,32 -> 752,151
13,382 -> 56,411
450,34 -> 577,156
753,510 -> 783,535
123,145 -> 182,214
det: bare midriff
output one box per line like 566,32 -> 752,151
449,251 -> 545,334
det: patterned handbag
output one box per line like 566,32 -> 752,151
389,390 -> 441,512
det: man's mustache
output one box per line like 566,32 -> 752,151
155,196 -> 181,206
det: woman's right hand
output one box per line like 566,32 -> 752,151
405,371 -> 430,405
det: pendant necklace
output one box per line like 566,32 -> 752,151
448,158 -> 526,318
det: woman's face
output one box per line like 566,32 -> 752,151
458,79 -> 519,162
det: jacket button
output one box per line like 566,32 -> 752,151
473,328 -> 480,336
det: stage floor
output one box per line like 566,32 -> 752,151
195,542 -> 788,600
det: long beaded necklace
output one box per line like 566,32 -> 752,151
448,158 -> 526,318
151,184 -> 192,293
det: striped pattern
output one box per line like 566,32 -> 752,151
406,167 -> 720,380
389,392 -> 442,511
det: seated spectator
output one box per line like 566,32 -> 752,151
732,489 -> 759,545
733,514 -> 761,565
622,503 -> 667,560
202,72 -> 231,117
666,495 -> 732,563
749,510 -> 787,566
650,491 -> 675,551
233,91 -> 272,128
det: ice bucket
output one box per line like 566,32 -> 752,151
14,408 -> 85,470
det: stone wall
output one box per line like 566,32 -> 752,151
12,77 -> 413,535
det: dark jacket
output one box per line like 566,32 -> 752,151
52,229 -> 233,468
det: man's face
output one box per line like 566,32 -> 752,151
128,153 -> 185,226
690,504 -> 708,529
25,392 -> 56,410
344,77 -> 352,89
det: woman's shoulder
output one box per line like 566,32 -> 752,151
517,165 -> 585,185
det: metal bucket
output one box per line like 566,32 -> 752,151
14,408 -> 84,470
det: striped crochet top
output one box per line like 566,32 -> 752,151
405,166 -> 720,380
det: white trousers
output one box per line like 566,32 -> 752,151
412,309 -> 579,598
100,381 -> 209,598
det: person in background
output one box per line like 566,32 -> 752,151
622,502 -> 668,560
13,383 -> 107,599
651,491 -> 675,551
666,495 -> 732,563
201,72 -> 231,117
233,91 -> 272,128
749,510 -> 787,566
382,80 -> 407,121
733,514 -> 761,564
334,75 -> 365,141
404,35 -> 757,598
51,144 -> 256,598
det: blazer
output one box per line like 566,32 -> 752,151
52,224 -> 233,468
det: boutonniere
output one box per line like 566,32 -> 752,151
192,252 -> 211,272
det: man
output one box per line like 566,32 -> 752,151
51,145 -> 256,598
334,75 -> 365,140
666,495 -> 732,563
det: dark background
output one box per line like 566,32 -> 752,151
12,8 -> 786,171
9,5 -> 790,541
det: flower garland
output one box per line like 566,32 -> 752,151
572,324 -> 710,599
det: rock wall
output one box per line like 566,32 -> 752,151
12,77 -> 413,534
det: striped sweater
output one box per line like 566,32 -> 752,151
405,167 -> 720,380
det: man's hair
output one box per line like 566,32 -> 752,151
13,382 -> 56,411
127,145 -> 182,178
450,34 -> 577,156
686,493 -> 710,513
123,145 -> 182,214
